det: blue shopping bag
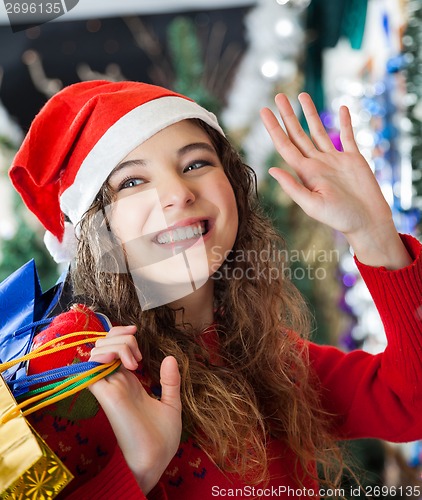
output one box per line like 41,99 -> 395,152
0,260 -> 64,382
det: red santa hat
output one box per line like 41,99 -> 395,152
9,80 -> 224,263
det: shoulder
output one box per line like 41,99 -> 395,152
29,304 -> 108,374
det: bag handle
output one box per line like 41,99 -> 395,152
0,360 -> 120,425
0,330 -> 121,425
0,330 -> 108,373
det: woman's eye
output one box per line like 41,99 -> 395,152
119,178 -> 145,190
184,161 -> 210,173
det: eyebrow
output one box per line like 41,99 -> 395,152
108,159 -> 145,180
177,142 -> 216,157
109,141 -> 217,180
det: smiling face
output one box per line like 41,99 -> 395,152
105,119 -> 238,310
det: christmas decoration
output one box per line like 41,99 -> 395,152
402,0 -> 422,219
0,99 -> 58,289
322,0 -> 421,483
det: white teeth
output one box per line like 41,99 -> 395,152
158,233 -> 170,244
176,228 -> 187,241
157,222 -> 206,244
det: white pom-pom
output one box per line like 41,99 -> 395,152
44,221 -> 77,263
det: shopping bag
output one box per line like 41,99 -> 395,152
0,374 -> 73,499
0,260 -> 64,382
0,329 -> 119,499
0,262 -> 117,498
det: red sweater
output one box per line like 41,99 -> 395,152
27,234 -> 422,499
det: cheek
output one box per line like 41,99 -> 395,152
212,171 -> 235,202
209,177 -> 239,261
219,179 -> 238,227
107,189 -> 168,242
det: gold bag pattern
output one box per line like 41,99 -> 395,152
0,375 -> 73,499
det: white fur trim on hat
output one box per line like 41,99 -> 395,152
44,221 -> 78,263
60,96 -> 224,227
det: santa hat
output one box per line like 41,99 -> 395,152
9,80 -> 224,263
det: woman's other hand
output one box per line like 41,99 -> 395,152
89,325 -> 182,494
260,93 -> 412,269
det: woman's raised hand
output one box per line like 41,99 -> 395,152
260,93 -> 412,269
88,325 -> 182,494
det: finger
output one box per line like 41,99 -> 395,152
159,356 -> 181,412
260,107 -> 306,170
90,343 -> 140,370
89,366 -> 143,399
95,334 -> 142,361
339,105 -> 359,153
269,167 -> 322,216
298,93 -> 336,152
274,93 -> 315,157
106,325 -> 137,337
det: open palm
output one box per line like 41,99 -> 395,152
260,93 -> 393,238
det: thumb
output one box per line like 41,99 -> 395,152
269,167 -> 318,216
160,356 -> 181,412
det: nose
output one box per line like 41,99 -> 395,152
159,175 -> 196,209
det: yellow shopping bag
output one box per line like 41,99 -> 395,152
0,374 -> 73,499
0,328 -> 120,499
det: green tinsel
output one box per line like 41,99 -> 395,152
167,16 -> 221,115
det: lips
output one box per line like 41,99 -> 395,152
155,220 -> 208,245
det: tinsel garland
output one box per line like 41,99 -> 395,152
402,0 -> 422,216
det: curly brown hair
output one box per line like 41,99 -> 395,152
71,119 -> 345,490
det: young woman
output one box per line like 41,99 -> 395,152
9,80 -> 422,499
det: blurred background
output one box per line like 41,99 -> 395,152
0,0 -> 421,495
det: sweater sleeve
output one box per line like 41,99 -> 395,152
64,446 -> 146,500
308,234 -> 422,442
63,446 -> 169,500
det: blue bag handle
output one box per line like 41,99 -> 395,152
6,312 -> 112,398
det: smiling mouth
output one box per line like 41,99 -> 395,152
155,221 -> 208,245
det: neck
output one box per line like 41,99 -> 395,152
171,278 -> 214,331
